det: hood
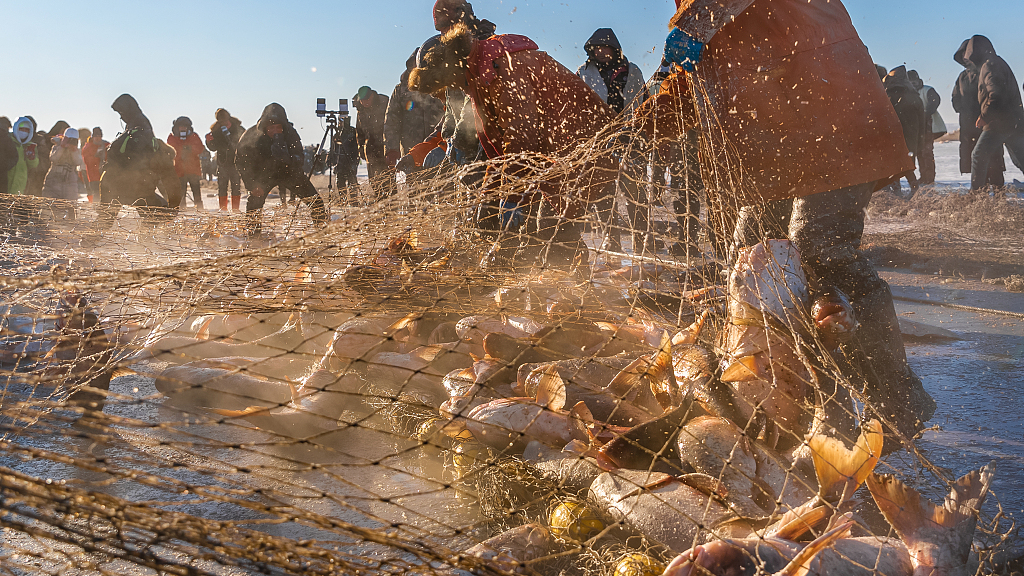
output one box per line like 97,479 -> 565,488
964,35 -> 996,67
884,65 -> 916,93
48,120 -> 70,138
111,93 -> 142,119
173,116 -> 193,136
13,117 -> 35,145
256,103 -> 289,132
907,69 -> 923,90
954,38 -> 971,69
584,28 -> 623,59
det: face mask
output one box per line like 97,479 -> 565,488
179,131 -> 188,138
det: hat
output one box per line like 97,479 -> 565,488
356,86 -> 373,100
173,116 -> 193,129
63,128 -> 79,140
434,0 -> 471,31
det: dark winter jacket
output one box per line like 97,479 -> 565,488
952,40 -> 982,122
354,91 -> 390,164
883,66 -> 925,157
384,55 -> 446,156
205,115 -> 244,166
0,126 -> 18,192
109,94 -> 158,167
333,121 -> 360,173
235,103 -> 306,191
577,28 -> 647,116
964,35 -> 1024,132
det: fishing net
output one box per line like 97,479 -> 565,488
2,90 -> 1022,576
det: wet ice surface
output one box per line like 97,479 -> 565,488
887,276 -> 1024,524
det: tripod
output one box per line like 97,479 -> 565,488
309,113 -> 339,199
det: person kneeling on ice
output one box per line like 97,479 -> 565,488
647,0 -> 935,441
98,94 -> 181,226
234,103 -> 328,237
408,23 -> 618,273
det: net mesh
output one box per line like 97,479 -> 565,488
1,104 -> 1021,576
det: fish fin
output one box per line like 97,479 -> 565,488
947,460 -> 996,520
672,310 -> 709,347
193,316 -> 213,340
110,366 -> 137,379
769,503 -> 832,541
568,401 -> 595,436
469,352 -> 481,363
866,472 -> 940,548
413,345 -> 443,363
408,230 -> 419,250
294,265 -> 312,283
210,406 -> 269,418
678,473 -> 729,503
607,358 -> 645,402
535,364 -> 566,412
649,331 -> 678,408
772,519 -> 854,576
721,355 -> 761,382
385,312 -> 418,336
809,419 -> 882,503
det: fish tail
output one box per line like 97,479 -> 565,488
867,461 -> 995,558
808,419 -> 882,503
210,406 -> 269,418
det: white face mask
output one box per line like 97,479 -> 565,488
179,131 -> 188,138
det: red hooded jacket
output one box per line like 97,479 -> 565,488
166,132 -> 206,177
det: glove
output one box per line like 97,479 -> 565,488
498,199 -> 525,231
664,28 -> 705,72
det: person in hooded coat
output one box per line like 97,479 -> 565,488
908,70 -> 945,186
384,51 -> 446,168
167,116 -> 206,210
883,66 -> 925,197
24,120 -> 69,197
963,35 -> 1024,191
660,0 -> 934,440
82,127 -> 109,201
0,117 -> 19,197
5,117 -> 39,195
42,128 -> 84,221
401,1 -> 495,173
409,23 -> 618,273
205,109 -> 245,212
576,28 -> 654,255
952,39 -> 1005,186
234,103 -> 328,236
3,117 -> 41,230
98,95 -> 181,226
354,86 -> 393,201
332,116 -> 360,203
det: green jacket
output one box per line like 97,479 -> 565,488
7,118 -> 40,194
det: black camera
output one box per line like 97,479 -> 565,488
316,98 -> 350,119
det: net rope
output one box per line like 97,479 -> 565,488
0,96 -> 1020,576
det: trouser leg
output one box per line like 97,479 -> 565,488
527,201 -> 588,274
918,132 -> 936,185
284,173 -> 328,226
732,197 -> 792,252
971,129 -> 1006,190
245,185 -> 268,235
621,152 -> 652,255
790,183 -> 935,439
999,129 -> 1024,176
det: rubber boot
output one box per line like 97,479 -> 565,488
231,195 -> 241,212
219,196 -> 229,211
530,210 -> 589,277
843,285 -> 936,442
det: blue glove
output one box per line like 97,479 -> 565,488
498,199 -> 524,231
664,28 -> 705,72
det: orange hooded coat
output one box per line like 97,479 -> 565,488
645,0 -> 913,204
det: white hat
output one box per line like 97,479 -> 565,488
63,127 -> 79,140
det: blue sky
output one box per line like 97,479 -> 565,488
3,0 -> 1023,139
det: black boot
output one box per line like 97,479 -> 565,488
843,284 -> 936,442
530,211 -> 589,276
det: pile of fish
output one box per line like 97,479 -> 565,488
1,237 -> 999,576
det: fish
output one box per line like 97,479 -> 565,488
37,292 -> 118,409
155,364 -> 296,413
589,419 -> 885,554
462,523 -> 561,573
867,461 -> 996,576
461,370 -> 596,453
718,240 -> 816,448
210,370 -> 371,439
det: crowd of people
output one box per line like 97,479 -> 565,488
4,0 -> 1024,436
